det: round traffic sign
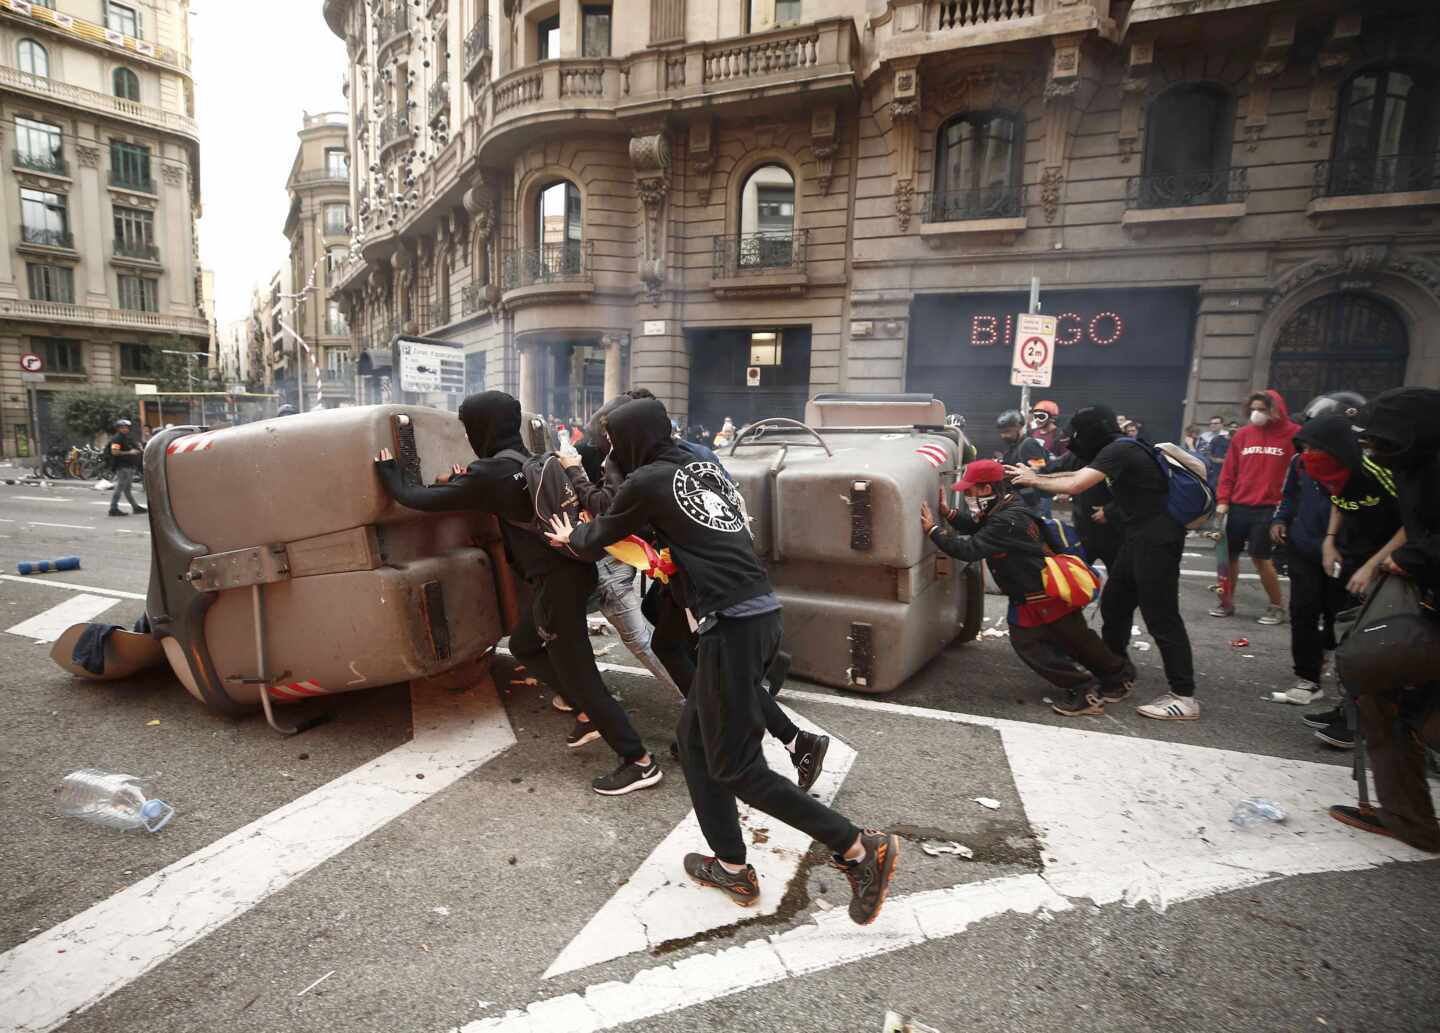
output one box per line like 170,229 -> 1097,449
1019,336 -> 1050,371
19,352 -> 43,373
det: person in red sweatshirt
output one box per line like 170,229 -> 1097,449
1213,389 -> 1299,623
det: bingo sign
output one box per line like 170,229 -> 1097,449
1010,314 -> 1056,388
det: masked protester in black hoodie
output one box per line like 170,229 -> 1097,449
548,398 -> 900,925
1327,387 -> 1440,852
372,391 -> 660,797
1009,405 -> 1200,722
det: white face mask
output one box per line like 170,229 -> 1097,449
1249,410 -> 1269,427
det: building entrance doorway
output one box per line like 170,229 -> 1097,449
1268,292 -> 1410,409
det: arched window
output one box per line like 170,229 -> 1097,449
531,179 -> 582,279
113,67 -> 140,101
931,111 -> 1023,220
18,39 -> 49,78
737,163 -> 795,269
1269,293 -> 1409,403
1137,83 -> 1234,208
1328,65 -> 1438,195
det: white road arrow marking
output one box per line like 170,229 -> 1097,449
468,692 -> 1438,1033
5,594 -> 118,644
0,677 -> 516,1033
543,703 -> 857,980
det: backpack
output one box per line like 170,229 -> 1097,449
493,449 -> 588,560
1120,438 -> 1216,529
1033,516 -> 1087,561
1012,518 -> 1103,628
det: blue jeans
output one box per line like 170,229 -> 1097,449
596,555 -> 683,697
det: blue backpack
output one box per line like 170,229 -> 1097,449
1033,515 -> 1088,561
1120,438 -> 1216,529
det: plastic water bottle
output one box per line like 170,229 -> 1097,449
1231,797 -> 1286,827
58,769 -> 175,833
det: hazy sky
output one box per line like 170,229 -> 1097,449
193,1 -> 347,324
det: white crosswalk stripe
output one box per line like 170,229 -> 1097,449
5,594 -> 118,644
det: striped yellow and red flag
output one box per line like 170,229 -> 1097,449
605,536 -> 677,583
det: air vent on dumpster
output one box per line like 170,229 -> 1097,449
847,622 -> 873,688
421,580 -> 451,662
849,480 -> 872,552
393,413 -> 422,486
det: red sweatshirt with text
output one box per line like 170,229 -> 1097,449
1216,389 -> 1300,507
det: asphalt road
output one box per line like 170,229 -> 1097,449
0,475 -> 1434,1033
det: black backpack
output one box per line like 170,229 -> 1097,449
493,449 -> 588,560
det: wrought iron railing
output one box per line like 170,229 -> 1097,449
378,113 -> 412,150
114,239 -> 159,261
428,76 -> 449,120
1125,167 -> 1247,210
502,241 -> 592,290
379,4 -> 410,45
109,169 -> 155,192
924,185 -> 1024,222
21,226 -> 74,249
1313,154 -> 1438,198
464,16 -> 490,74
712,230 -> 808,279
13,149 -> 68,175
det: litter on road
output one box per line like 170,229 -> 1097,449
296,970 -> 336,997
974,797 -> 1001,810
920,840 -> 974,859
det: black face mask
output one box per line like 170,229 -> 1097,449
1068,406 -> 1122,463
975,492 -> 999,514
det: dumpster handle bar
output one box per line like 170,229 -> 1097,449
251,583 -> 331,736
727,418 -> 833,458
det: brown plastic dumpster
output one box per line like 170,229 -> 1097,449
142,406 -> 519,719
724,397 -> 983,693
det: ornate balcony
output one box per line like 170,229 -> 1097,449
428,76 -> 450,124
923,185 -> 1024,222
21,226 -> 74,250
502,241 -> 593,290
378,4 -> 410,54
0,67 -> 198,140
13,149 -> 68,176
113,239 -> 160,262
1313,155 -> 1438,198
1125,167 -> 1247,210
0,297 -> 209,336
930,0 -> 1036,30
874,1 -> 1103,62
464,16 -> 491,79
377,113 -> 413,155
711,231 -> 809,297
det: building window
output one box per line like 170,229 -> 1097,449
120,343 -> 154,377
537,15 -> 560,60
749,331 -> 783,366
17,39 -> 48,77
435,25 -> 449,78
20,188 -> 71,248
110,140 -> 152,191
324,345 -> 351,373
325,246 -> 349,277
327,300 -> 349,336
931,111 -> 1023,220
118,274 -> 158,312
113,205 -> 155,258
14,117 -> 64,173
747,0 -> 801,32
36,338 -> 83,374
582,5 -> 611,57
113,67 -> 140,101
323,203 -> 350,236
325,148 -> 349,179
535,180 -> 582,247
1327,65 -> 1438,195
107,2 -> 139,38
27,263 -> 74,303
1137,83 -> 1234,208
737,164 -> 795,268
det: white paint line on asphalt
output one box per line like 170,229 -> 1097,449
544,704 -> 857,980
11,496 -> 72,504
472,697 -> 1439,1033
0,574 -> 147,600
4,594 -> 118,644
0,678 -> 517,1033
24,522 -> 94,531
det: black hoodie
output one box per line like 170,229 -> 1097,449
566,399 -> 772,617
1293,414 -> 1401,567
1359,387 -> 1440,591
373,391 -> 563,578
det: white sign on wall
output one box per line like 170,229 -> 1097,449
642,320 -> 666,336
1010,313 -> 1057,388
397,338 -> 465,394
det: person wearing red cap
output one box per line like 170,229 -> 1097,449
921,460 -> 1132,716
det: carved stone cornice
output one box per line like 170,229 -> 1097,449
1267,247 -> 1440,308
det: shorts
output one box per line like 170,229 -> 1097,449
1224,503 -> 1276,561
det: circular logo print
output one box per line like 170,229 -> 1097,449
673,462 -> 746,533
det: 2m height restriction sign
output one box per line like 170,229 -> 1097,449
1010,313 -> 1057,388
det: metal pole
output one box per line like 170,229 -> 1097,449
27,383 -> 42,469
1020,276 -> 1040,418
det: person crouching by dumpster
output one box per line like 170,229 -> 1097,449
921,460 -> 1132,717
373,390 -> 661,798
546,398 -> 900,924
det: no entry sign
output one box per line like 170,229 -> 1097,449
1010,313 -> 1056,388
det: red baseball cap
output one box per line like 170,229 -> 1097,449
953,459 -> 1005,492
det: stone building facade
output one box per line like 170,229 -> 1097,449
322,0 -> 1438,450
278,111 -> 353,410
0,0 -> 204,456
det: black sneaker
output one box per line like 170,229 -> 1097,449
1052,688 -> 1105,717
107,509 -> 126,517
683,853 -> 760,907
566,719 -> 600,748
1303,706 -> 1342,730
1328,805 -> 1395,841
1315,720 -> 1356,749
132,505 -> 147,514
790,730 -> 829,793
592,758 -> 663,796
833,829 -> 900,926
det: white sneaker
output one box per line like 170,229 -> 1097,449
1271,679 -> 1323,705
1137,693 -> 1200,721
1257,605 -> 1287,625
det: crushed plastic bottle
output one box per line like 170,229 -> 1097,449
1230,797 -> 1287,828
59,769 -> 174,833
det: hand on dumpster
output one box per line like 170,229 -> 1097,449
920,502 -> 936,536
937,489 -> 954,523
1380,555 -> 1410,578
374,448 -> 394,464
435,463 -> 467,485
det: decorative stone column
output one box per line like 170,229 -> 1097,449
601,332 -> 625,401
630,129 -> 671,303
518,341 -> 540,415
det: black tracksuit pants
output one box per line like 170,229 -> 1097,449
649,583 -> 799,744
509,561 -> 647,762
1009,610 -> 1131,695
679,611 -> 857,865
1287,551 -> 1349,684
1100,534 -> 1197,697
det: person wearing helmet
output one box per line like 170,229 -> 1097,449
106,419 -> 146,517
995,409 -> 1051,515
1029,400 -> 1065,456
